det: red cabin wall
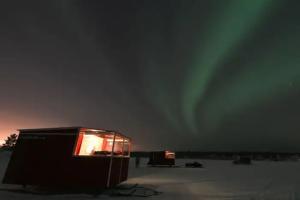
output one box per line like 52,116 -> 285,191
2,129 -> 130,188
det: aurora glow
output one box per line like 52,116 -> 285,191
182,0 -> 276,133
204,34 -> 300,129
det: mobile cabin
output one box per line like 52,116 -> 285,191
148,151 -> 175,166
2,127 -> 131,188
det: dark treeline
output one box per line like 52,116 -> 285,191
131,151 -> 300,161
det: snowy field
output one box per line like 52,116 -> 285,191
1,151 -> 300,200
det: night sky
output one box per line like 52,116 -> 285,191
1,0 -> 300,151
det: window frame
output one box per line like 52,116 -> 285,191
73,130 -> 131,158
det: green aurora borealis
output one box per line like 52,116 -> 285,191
182,0 -> 276,133
141,0 -> 300,137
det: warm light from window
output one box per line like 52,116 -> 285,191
165,151 -> 175,159
75,132 -> 130,157
79,134 -> 103,155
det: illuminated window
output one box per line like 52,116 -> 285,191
74,131 -> 130,157
79,134 -> 104,155
165,151 -> 175,159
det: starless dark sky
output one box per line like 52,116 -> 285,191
1,0 -> 300,151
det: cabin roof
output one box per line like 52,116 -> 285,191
18,127 -> 131,140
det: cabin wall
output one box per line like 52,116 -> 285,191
3,130 -> 130,188
108,157 -> 130,187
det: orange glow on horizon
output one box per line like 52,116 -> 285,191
0,117 -> 72,143
0,128 -> 18,142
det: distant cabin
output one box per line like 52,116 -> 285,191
2,127 -> 131,188
148,151 -> 175,166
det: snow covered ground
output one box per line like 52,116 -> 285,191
1,151 -> 300,200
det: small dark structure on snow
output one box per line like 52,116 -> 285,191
233,155 -> 252,165
148,151 -> 175,166
185,161 -> 203,168
3,127 -> 131,189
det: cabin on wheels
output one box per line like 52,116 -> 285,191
2,127 -> 131,189
148,151 -> 175,166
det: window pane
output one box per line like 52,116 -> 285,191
79,134 -> 103,155
75,133 -> 114,156
123,140 -> 130,156
165,151 -> 175,159
113,136 -> 123,156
